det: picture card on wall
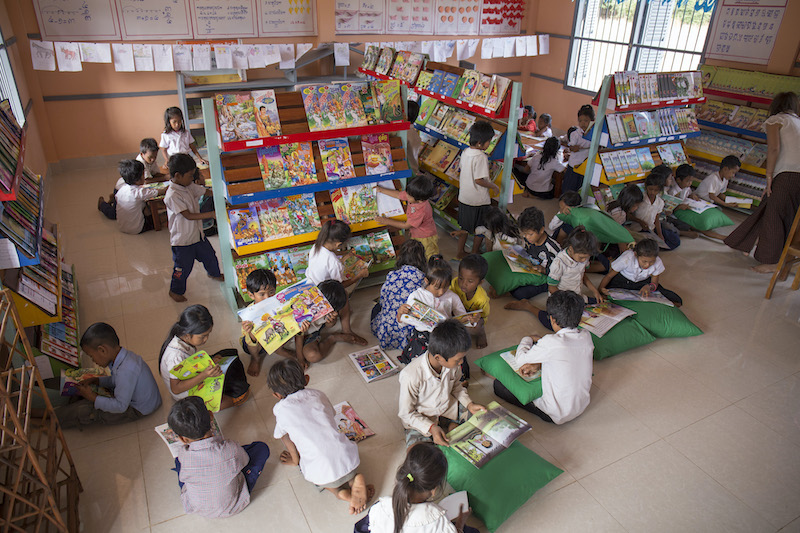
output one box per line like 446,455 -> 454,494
232,45 -> 251,69
538,34 -> 550,55
191,0 -> 258,38
278,44 -> 295,69
257,0 -> 316,36
30,40 -> 55,71
55,42 -> 82,72
172,44 -> 193,71
33,0 -> 121,41
111,43 -> 134,72
132,44 -> 154,71
79,43 -> 112,63
192,44 -> 212,71
248,45 -> 266,68
153,44 -> 174,71
334,43 -> 351,67
214,45 -> 233,69
115,0 -> 193,40
261,44 -> 281,66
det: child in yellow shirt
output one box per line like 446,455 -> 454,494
450,254 -> 490,383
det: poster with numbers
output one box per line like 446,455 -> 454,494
115,0 -> 193,40
33,0 -> 121,41
258,0 -> 317,36
705,0 -> 786,65
386,0 -> 434,34
191,0 -> 258,38
336,0 -> 385,34
435,0 -> 481,35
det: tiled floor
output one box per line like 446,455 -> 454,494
47,164 -> 800,532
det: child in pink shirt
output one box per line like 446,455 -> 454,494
377,176 -> 439,258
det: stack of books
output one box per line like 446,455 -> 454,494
685,131 -> 766,167
613,71 -> 703,105
39,262 -> 80,367
0,100 -> 23,196
419,68 -> 510,113
606,108 -> 699,144
700,65 -> 800,99
0,167 -> 42,258
696,100 -> 768,132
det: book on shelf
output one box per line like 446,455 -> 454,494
342,253 -> 371,281
399,299 -> 446,332
614,70 -> 702,105
700,65 -> 800,100
427,70 -> 445,94
684,131 -> 760,162
251,90 -> 282,138
284,193 -> 322,235
155,415 -> 222,458
579,302 -> 636,337
287,244 -> 312,280
423,140 -> 460,174
374,180 -> 405,218
257,145 -> 290,190
234,254 -> 271,302
361,134 -> 394,175
169,351 -> 237,412
228,207 -> 262,247
376,80 -> 404,123
655,143 -> 688,167
473,73 -> 493,108
361,45 -> 380,71
485,75 -> 510,112
345,235 -> 373,264
415,71 -> 434,92
367,229 -> 397,264
337,83 -> 371,127
252,199 -> 293,241
300,85 -> 324,132
280,142 -> 318,186
426,102 -> 450,130
374,47 -> 395,75
498,348 -> 542,382
439,72 -> 461,98
415,98 -> 438,127
348,345 -> 400,383
215,93 -> 259,143
447,401 -> 531,468
636,147 -> 656,171
502,245 -> 541,275
0,168 -> 41,258
607,288 -> 674,307
265,249 -> 298,288
319,138 -> 357,181
355,82 -> 382,126
334,401 -> 375,441
317,85 -> 349,130
331,184 -> 379,224
458,70 -> 482,102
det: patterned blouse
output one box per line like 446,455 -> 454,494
370,265 -> 426,350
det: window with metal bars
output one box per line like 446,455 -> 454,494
0,28 -> 24,126
567,0 -> 716,94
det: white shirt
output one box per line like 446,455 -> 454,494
538,126 -> 553,138
515,328 -> 594,424
548,214 -> 565,234
695,172 -> 727,202
398,352 -> 472,435
159,336 -> 195,401
763,112 -> 800,177
114,177 -> 125,192
458,147 -> 491,206
272,388 -> 360,486
567,127 -> 591,167
368,498 -> 457,533
547,249 -> 588,296
160,130 -> 194,157
611,249 -> 665,282
305,246 -> 344,284
116,183 -> 158,234
525,152 -> 566,192
164,181 -> 206,246
136,153 -> 161,180
405,287 -> 467,324
666,183 -> 692,201
634,193 -> 665,231
475,227 -> 520,249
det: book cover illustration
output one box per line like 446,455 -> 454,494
316,85 -> 348,130
415,98 -> 438,127
342,253 -> 371,281
251,90 -> 282,137
502,245 -> 541,275
286,245 -> 312,280
473,74 -> 493,107
257,145 -> 290,190
607,288 -> 674,307
60,368 -> 110,397
361,45 -> 380,70
169,351 -> 233,412
300,85 -> 324,132
427,70 -> 445,94
374,47 -> 395,75
348,346 -> 400,383
155,415 -> 222,458
485,76 -> 510,112
284,193 -> 321,235
427,103 -> 450,130
356,82 -> 381,126
579,302 -> 636,337
376,80 -> 404,123
447,401 -> 531,468
331,185 -> 378,224
234,254 -> 270,302
399,299 -> 447,332
266,249 -> 298,288
215,93 -> 258,143
345,235 -> 373,263
281,142 -> 318,186
635,148 -> 656,171
415,71 -> 434,92
361,134 -> 394,175
402,53 -> 425,84
458,70 -> 481,102
338,83 -> 369,127
334,401 -> 375,441
389,50 -> 408,78
319,138 -> 357,181
439,72 -> 460,97
228,207 -> 263,247
253,199 -> 293,241
367,230 -> 396,264
498,348 -> 542,382
273,278 -> 335,324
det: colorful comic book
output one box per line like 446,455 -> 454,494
257,145 -> 290,190
366,229 -> 396,264
447,401 -> 531,468
401,52 -> 425,84
215,93 -> 259,143
234,253 -> 270,302
361,45 -> 380,70
331,184 -> 379,224
399,299 -> 447,332
473,74 -> 493,107
502,245 -> 541,274
284,193 -> 321,235
281,142 -> 317,186
374,47 -> 395,75
155,415 -> 222,458
579,302 -> 636,337
427,70 -> 445,94
485,76 -> 510,111
636,147 -> 656,171
265,250 -> 298,288
345,235 -> 374,263
356,82 -> 381,125
338,83 -> 369,127
251,90 -> 282,137
300,85 -> 324,132
253,199 -> 293,241
342,253 -> 371,281
458,70 -> 481,102
317,85 -> 348,130
348,346 -> 400,383
319,138 -> 357,181
286,245 -> 312,280
415,71 -> 434,92
415,98 -> 438,127
376,80 -> 404,123
169,351 -> 235,412
228,207 -> 263,247
334,401 -> 375,441
361,134 -> 394,175
439,72 -> 460,98
60,368 -> 110,397
389,50 -> 409,78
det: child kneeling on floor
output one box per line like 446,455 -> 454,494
451,254 -> 491,349
168,396 -> 269,518
269,358 -> 374,514
598,238 -> 683,306
493,290 -> 594,424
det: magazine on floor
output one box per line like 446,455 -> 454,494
447,401 -> 531,468
348,345 -> 400,383
155,414 -> 222,458
333,401 -> 375,441
578,302 -> 637,337
498,348 -> 541,382
606,288 -> 674,307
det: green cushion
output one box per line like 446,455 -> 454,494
558,207 -> 634,244
614,300 -> 703,339
673,208 -> 733,231
475,345 -> 543,405
440,441 -> 563,532
482,250 -> 547,295
590,317 -> 656,360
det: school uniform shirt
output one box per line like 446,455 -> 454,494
567,128 -> 591,168
525,152 -> 566,192
611,249 -> 665,283
400,192 -> 437,239
538,126 -> 553,139
548,214 -> 565,235
95,348 -> 162,415
116,183 -> 159,234
524,235 -> 561,274
136,153 -> 160,180
449,277 -> 490,319
176,435 -> 250,518
398,351 -> 472,435
164,181 -> 206,246
458,147 -> 491,207
695,172 -> 728,202
547,249 -> 588,296
515,329 -> 594,424
273,388 -> 360,486
474,228 -> 520,249
666,183 -> 692,201
634,193 -> 665,231
114,177 -> 125,192
159,336 -> 195,401
159,129 -> 194,157
405,287 -> 467,322
306,246 -> 344,285
368,498 -> 457,533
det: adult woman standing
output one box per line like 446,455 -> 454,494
725,92 -> 800,273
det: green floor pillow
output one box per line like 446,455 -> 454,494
673,208 -> 733,231
440,441 -> 563,532
475,345 -> 543,405
482,250 -> 547,295
614,300 -> 703,338
590,316 -> 656,360
558,207 -> 634,244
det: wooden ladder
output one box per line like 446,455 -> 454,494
765,206 -> 800,299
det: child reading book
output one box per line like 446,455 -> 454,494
451,254 -> 490,350
159,106 -> 207,172
474,206 -> 521,252
168,396 -> 269,518
115,159 -> 165,235
520,136 -> 566,199
537,113 -> 553,138
695,155 -> 741,207
548,191 -> 582,245
376,176 -> 439,258
136,137 -> 162,180
398,320 -> 486,447
630,168 -> 680,250
57,323 -> 162,429
268,359 -> 374,514
561,105 -> 595,193
669,164 -> 727,240
493,290 -> 594,425
502,206 -> 560,304
598,238 -> 683,305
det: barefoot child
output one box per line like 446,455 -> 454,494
115,159 -> 166,235
240,269 -> 295,376
631,170 -> 680,250
376,176 -> 439,258
502,206 -> 560,305
450,254 -> 490,349
269,359 -> 374,514
598,238 -> 683,306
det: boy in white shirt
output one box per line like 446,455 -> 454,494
695,155 -> 741,207
135,138 -> 163,181
164,154 -> 221,302
598,238 -> 682,305
561,104 -> 595,193
115,159 -> 166,235
398,319 -> 486,447
493,290 -> 594,424
668,164 -> 728,240
269,358 -> 373,514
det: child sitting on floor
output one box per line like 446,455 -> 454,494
548,190 -> 582,245
376,176 -> 439,259
269,359 -> 373,514
503,206 -> 560,304
241,268 -> 294,376
115,159 -> 166,235
493,290 -> 594,425
398,320 -> 485,447
519,136 -> 566,199
475,206 -> 521,252
136,137 -> 163,180
168,396 -> 269,518
695,155 -> 741,207
668,164 -> 727,240
629,169 -> 680,250
598,238 -> 682,306
97,163 -> 133,221
451,254 -> 491,349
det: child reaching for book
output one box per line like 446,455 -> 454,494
136,137 -> 163,180
502,206 -> 560,304
398,319 -> 485,447
668,164 -> 728,240
115,159 -> 166,235
168,396 -> 269,518
695,155 -> 741,207
159,107 -> 207,172
159,304 -> 250,410
474,206 -> 522,251
451,254 -> 491,349
268,359 -> 374,514
493,290 -> 594,425
376,176 -> 439,258
598,238 -> 683,306
561,105 -> 595,193
629,170 -> 680,250
548,191 -> 582,245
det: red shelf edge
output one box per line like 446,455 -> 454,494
358,67 -> 410,86
703,88 -> 773,106
0,124 -> 26,202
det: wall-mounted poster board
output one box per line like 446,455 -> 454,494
258,0 -> 317,36
705,0 -> 787,65
33,0 -> 121,41
115,0 -> 193,40
191,0 -> 258,38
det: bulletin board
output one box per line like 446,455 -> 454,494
191,0 -> 258,38
115,0 -> 194,40
705,0 -> 787,65
33,0 -> 122,41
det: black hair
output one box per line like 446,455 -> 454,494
538,137 -> 560,170
518,206 -> 545,232
649,163 -> 672,180
560,190 -> 582,207
578,104 -> 595,121
164,106 -> 185,133
618,183 -> 644,213
395,239 -> 427,273
140,137 -> 158,154
318,279 -> 347,312
546,290 -> 584,329
407,100 -> 420,123
565,226 -> 598,255
720,155 -> 741,170
538,113 -> 552,126
424,255 -> 453,289
469,120 -> 494,146
246,268 -> 277,294
459,253 -> 488,280
119,159 -> 145,186
392,443 -> 448,533
80,322 -> 120,350
644,172 -> 666,191
566,125 -> 578,138
675,163 -> 695,181
768,92 -> 799,117
158,305 -> 214,366
168,153 -> 197,178
481,206 -> 520,240
267,358 -> 306,398
428,319 -> 471,360
313,219 -> 351,253
634,238 -> 659,258
524,105 -> 535,117
405,175 -> 436,201
167,396 -> 211,440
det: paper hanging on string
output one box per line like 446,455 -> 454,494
30,40 -> 55,71
132,44 -> 154,71
153,44 -> 174,71
112,43 -> 134,72
334,43 -> 350,67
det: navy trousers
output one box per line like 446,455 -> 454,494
170,238 -> 221,295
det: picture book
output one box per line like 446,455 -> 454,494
401,53 -> 425,84
345,235 -> 373,263
253,199 -> 293,241
636,147 -> 656,171
399,299 -> 447,332
215,93 -> 258,143
415,71 -> 434,92
427,103 -> 450,130
319,138 -> 357,181
228,207 -> 263,247
502,245 -> 541,275
331,184 -> 379,224
683,198 -> 716,213
376,80 -> 404,123
445,152 -> 462,180
439,72 -> 460,97
281,142 -> 318,186
458,70 -> 481,102
338,83 -> 369,127
498,348 -> 541,382
486,75 -> 510,112
251,90 -> 282,138
316,85 -> 348,130
473,74 -> 493,107
234,254 -> 270,302
361,45 -> 380,71
60,368 -> 110,397
579,302 -> 636,337
606,288 -> 674,307
427,70 -> 445,94
286,244 -> 312,280
300,85 -> 324,132
354,82 -> 381,126
367,229 -> 397,264
342,253 -> 371,281
273,278 -> 335,323
348,346 -> 400,383
155,414 -> 222,458
265,250 -> 298,288
375,180 -> 405,217
389,50 -> 409,78
415,98 -> 438,127
661,193 -> 683,214
169,351 -> 235,412
362,134 -> 394,177
334,401 -> 375,441
256,145 -> 290,190
374,47 -> 395,75
425,141 -> 459,173
447,401 -> 531,468
284,193 -> 321,235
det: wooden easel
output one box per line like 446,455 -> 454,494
765,206 -> 800,299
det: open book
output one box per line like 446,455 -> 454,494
724,195 -> 753,208
606,288 -> 674,307
438,492 -> 469,521
502,245 -> 541,275
155,414 -> 222,458
349,345 -> 401,383
447,401 -> 531,468
661,193 -> 683,214
579,302 -> 637,337
454,310 -> 482,328
683,198 -> 716,213
334,401 -> 375,442
60,368 -> 111,397
399,299 -> 446,332
499,348 -> 541,382
169,351 -> 237,412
